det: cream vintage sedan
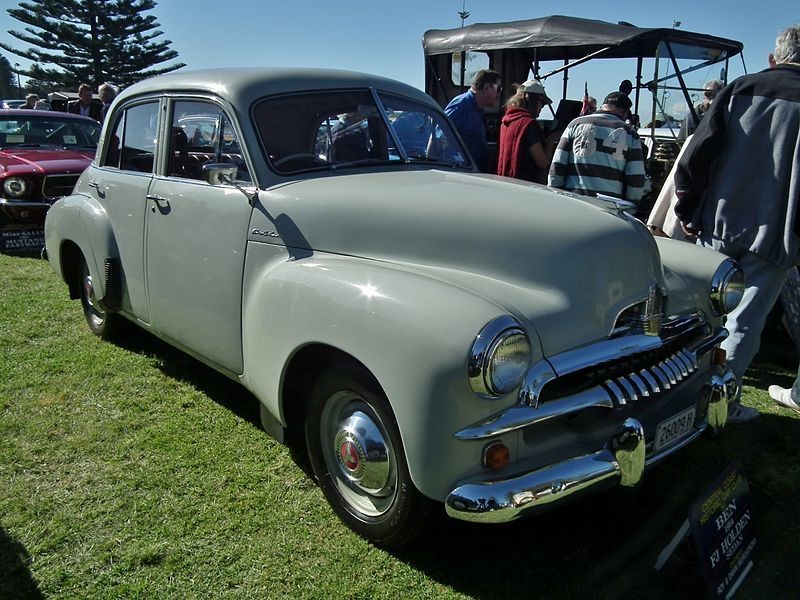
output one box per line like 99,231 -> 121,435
44,68 -> 743,546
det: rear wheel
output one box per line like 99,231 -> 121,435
79,257 -> 123,338
305,362 -> 431,546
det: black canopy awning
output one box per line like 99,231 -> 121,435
422,15 -> 743,63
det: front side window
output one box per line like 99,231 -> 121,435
253,90 -> 470,174
168,100 -> 250,182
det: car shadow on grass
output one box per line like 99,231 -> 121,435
109,327 -> 263,431
106,326 -> 317,480
0,526 -> 44,600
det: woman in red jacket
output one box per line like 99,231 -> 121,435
496,79 -> 552,183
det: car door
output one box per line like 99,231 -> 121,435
144,98 -> 253,374
91,99 -> 161,323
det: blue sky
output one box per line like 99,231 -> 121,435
1,0 -> 794,119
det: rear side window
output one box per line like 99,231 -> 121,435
101,102 -> 159,174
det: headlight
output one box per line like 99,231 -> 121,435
3,176 -> 30,198
710,259 -> 745,316
469,316 -> 532,399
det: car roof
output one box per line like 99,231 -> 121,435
0,109 -> 100,123
115,67 -> 438,109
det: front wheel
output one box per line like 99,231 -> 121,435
305,362 -> 431,546
79,257 -> 123,339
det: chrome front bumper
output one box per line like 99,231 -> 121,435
445,369 -> 735,523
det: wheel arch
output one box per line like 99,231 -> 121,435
279,343 -> 375,444
59,239 -> 85,300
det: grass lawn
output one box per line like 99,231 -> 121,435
2,253 -> 799,599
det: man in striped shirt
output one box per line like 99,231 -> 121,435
547,92 -> 645,205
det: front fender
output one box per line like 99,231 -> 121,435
240,244 -> 543,500
655,237 -> 732,324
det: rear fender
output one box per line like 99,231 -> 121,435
45,193 -> 119,303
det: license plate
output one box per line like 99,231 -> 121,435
654,406 -> 696,452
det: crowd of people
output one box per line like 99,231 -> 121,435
1,81 -> 117,123
445,23 -> 800,422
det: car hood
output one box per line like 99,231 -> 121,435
0,147 -> 94,175
256,169 -> 665,353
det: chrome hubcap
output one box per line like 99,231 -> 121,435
333,411 -> 390,494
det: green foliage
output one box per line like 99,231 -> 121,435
1,253 -> 799,598
0,0 -> 185,90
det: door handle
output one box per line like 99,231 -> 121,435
147,194 -> 170,213
87,180 -> 105,198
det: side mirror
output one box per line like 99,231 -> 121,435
201,162 -> 258,205
202,162 -> 239,185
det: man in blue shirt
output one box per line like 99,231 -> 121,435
444,69 -> 501,172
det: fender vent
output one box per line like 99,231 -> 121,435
103,258 -> 121,311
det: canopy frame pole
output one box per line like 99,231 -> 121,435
634,56 -> 643,122
540,46 -> 614,80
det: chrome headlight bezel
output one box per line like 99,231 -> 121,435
2,176 -> 31,198
469,316 -> 532,399
710,259 -> 745,316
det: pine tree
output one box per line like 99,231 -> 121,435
0,55 -> 18,98
0,0 -> 185,90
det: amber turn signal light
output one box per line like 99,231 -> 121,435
483,441 -> 509,470
712,347 -> 727,366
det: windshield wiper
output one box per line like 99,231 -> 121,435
330,158 -> 399,170
406,156 -> 473,170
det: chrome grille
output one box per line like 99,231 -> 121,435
42,174 -> 80,200
522,314 -> 708,408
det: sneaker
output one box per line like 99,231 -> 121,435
768,385 -> 800,414
727,402 -> 759,423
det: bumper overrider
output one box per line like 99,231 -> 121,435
446,315 -> 735,523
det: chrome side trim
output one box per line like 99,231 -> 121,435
456,387 -> 615,440
0,199 -> 50,208
456,316 -> 725,441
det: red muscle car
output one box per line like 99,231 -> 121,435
1,109 -> 100,255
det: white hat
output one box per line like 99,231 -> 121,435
521,79 -> 552,104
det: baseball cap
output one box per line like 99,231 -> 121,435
603,91 -> 633,111
521,79 -> 552,105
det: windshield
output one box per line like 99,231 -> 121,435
0,113 -> 101,149
253,90 -> 471,174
